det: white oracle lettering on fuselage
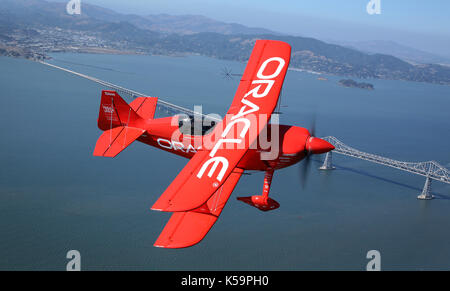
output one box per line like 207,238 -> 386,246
157,138 -> 197,154
197,56 -> 285,182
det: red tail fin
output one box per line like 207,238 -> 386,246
98,90 -> 142,131
129,97 -> 158,120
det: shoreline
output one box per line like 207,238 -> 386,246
2,47 -> 449,86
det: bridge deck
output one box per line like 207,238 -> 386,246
39,61 -> 216,119
322,136 -> 450,184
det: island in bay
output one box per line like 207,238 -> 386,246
338,79 -> 374,90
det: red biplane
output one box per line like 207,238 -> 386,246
93,40 -> 334,248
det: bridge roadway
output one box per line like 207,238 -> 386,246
39,61 -> 208,118
321,136 -> 449,185
320,136 -> 449,199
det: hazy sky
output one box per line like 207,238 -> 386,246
64,0 -> 450,57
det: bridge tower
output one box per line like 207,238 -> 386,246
319,151 -> 336,170
417,175 -> 434,200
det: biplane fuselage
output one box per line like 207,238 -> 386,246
136,116 -> 310,171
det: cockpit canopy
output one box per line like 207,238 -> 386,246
178,114 -> 217,136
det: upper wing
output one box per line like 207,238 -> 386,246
152,40 -> 291,212
154,168 -> 244,248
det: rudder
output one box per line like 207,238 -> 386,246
129,97 -> 158,120
98,90 -> 142,131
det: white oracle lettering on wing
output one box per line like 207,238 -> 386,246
197,56 -> 285,182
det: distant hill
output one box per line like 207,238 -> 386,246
1,0 -> 450,85
333,40 -> 450,65
129,14 -> 277,35
0,0 -> 275,35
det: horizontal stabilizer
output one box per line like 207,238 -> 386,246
154,168 -> 243,248
93,126 -> 145,157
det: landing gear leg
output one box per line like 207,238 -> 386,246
237,168 -> 280,211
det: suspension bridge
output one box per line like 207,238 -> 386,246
39,61 -> 204,118
39,60 -> 449,200
320,136 -> 450,200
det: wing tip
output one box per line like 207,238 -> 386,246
153,212 -> 218,249
92,152 -> 117,158
257,39 -> 292,50
153,236 -> 197,249
151,201 -> 202,213
153,244 -> 167,248
161,205 -> 198,212
153,240 -> 199,249
150,200 -> 169,212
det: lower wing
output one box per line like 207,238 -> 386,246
154,168 -> 244,248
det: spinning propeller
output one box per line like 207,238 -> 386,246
299,115 -> 334,189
